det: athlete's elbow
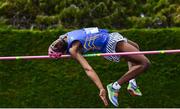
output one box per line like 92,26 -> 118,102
84,67 -> 94,76
84,67 -> 93,72
142,59 -> 151,71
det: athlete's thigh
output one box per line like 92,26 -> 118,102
127,40 -> 139,49
116,42 -> 149,64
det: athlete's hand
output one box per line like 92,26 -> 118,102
99,88 -> 108,107
48,47 -> 62,59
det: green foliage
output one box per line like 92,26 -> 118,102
59,4 -> 80,28
35,15 -> 61,30
0,28 -> 180,107
0,0 -> 179,29
172,5 -> 180,26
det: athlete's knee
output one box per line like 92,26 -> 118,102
141,59 -> 151,71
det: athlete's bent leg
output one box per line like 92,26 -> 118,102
116,41 -> 150,85
106,41 -> 150,107
127,40 -> 143,96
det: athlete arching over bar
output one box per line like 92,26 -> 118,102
48,27 -> 150,107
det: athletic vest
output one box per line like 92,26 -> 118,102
67,27 -> 109,53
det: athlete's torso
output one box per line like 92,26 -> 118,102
66,27 -> 109,53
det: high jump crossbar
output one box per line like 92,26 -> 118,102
0,49 -> 180,60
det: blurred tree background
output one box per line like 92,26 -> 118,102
0,0 -> 179,30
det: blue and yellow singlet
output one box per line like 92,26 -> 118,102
67,27 -> 109,53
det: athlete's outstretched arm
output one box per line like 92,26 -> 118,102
69,41 -> 108,107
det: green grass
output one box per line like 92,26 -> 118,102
0,28 -> 180,107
